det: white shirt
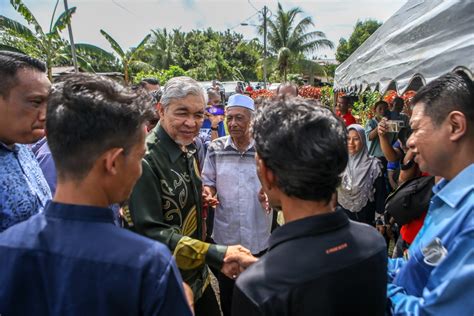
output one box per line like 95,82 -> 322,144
202,136 -> 272,254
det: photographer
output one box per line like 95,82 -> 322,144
365,101 -> 397,167
378,119 -> 431,258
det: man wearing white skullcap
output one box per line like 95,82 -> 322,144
201,94 -> 272,316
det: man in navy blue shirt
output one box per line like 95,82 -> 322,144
0,73 -> 193,315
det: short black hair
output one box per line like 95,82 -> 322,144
412,72 -> 474,126
374,100 -> 388,110
140,78 -> 160,86
47,73 -> 155,180
338,95 -> 350,102
253,98 -> 348,203
0,51 -> 47,98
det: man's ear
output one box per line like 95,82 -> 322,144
158,103 -> 165,118
446,111 -> 467,142
256,154 -> 275,190
103,147 -> 124,176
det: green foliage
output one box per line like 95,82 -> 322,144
133,65 -> 186,85
322,64 -> 337,79
336,19 -> 382,63
0,0 -> 78,79
287,74 -> 304,85
138,28 -> 261,81
74,43 -> 120,73
352,90 -> 382,126
1,1 -> 337,83
320,86 -> 334,108
133,70 -> 162,85
264,2 -> 334,82
100,30 -> 151,84
1,0 -> 116,80
163,65 -> 186,82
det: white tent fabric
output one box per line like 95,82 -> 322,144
334,0 -> 474,94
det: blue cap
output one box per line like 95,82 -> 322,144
227,94 -> 255,111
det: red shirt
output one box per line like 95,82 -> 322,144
341,112 -> 356,126
400,212 -> 427,244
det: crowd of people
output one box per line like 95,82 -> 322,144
0,50 -> 473,316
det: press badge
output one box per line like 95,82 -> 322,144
421,237 -> 448,267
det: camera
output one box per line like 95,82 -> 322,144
386,120 -> 405,133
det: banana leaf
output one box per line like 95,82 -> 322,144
51,6 -> 76,35
100,30 -> 125,58
0,15 -> 35,41
10,0 -> 44,36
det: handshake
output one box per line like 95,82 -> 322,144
221,245 -> 258,280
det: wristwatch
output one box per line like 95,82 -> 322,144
211,127 -> 218,131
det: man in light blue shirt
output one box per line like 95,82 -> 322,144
387,72 -> 474,315
0,51 -> 51,232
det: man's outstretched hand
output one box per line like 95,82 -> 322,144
221,245 -> 258,280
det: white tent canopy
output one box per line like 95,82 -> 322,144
334,0 -> 474,94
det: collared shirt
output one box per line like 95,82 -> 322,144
232,209 -> 387,316
387,164 -> 474,315
31,137 -> 57,194
125,124 -> 227,300
202,136 -> 271,254
0,142 -> 51,232
0,201 -> 192,316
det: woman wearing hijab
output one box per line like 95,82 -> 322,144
338,124 -> 387,225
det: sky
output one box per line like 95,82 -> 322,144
0,0 -> 406,60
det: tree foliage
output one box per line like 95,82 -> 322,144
263,2 -> 333,82
0,0 -> 77,79
1,1 -> 339,83
100,30 -> 151,84
336,19 -> 382,63
0,0 -> 119,78
138,28 -> 262,81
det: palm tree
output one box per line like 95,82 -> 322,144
100,30 -> 151,84
145,28 -> 176,70
0,0 -> 77,80
264,2 -> 334,82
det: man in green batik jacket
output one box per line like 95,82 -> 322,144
125,76 -> 256,316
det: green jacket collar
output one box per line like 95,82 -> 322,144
155,124 -> 196,163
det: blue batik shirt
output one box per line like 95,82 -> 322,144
387,164 -> 474,315
0,142 -> 51,232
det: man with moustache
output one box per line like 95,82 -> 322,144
0,51 -> 51,232
125,77 -> 255,316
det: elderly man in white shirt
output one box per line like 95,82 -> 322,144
202,94 -> 272,316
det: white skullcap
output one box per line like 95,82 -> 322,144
227,94 -> 255,111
